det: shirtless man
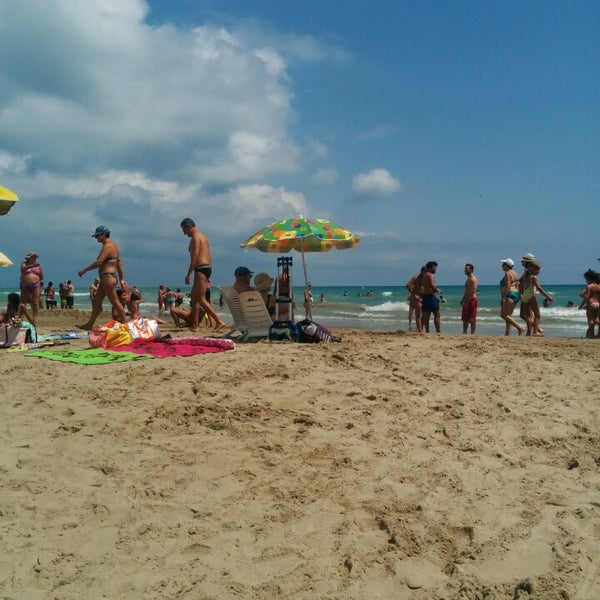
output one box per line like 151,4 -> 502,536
180,218 -> 226,331
421,261 -> 442,333
406,266 -> 425,332
460,263 -> 478,334
77,225 -> 128,328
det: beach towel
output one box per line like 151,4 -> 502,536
26,347 -> 152,364
112,337 -> 235,358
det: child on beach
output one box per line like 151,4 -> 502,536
520,261 -> 553,336
578,269 -> 600,338
1,292 -> 35,326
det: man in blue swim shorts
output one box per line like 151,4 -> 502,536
422,261 -> 442,333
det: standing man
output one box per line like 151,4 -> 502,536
65,279 -> 75,309
180,217 -> 226,331
406,266 -> 426,332
460,263 -> 478,334
421,261 -> 442,333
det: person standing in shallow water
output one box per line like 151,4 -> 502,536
421,261 -> 442,333
180,217 -> 226,331
460,263 -> 478,334
499,258 -> 524,336
77,225 -> 128,329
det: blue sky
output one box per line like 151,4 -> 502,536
0,0 -> 598,290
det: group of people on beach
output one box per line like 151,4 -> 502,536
3,226 -> 600,340
405,253 -> 600,338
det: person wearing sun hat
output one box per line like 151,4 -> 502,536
77,225 -> 128,329
518,252 -> 536,330
253,272 -> 276,317
499,258 -> 524,336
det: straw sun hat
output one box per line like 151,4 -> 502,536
254,272 -> 274,292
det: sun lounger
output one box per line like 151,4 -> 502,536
238,291 -> 273,340
218,286 -> 248,340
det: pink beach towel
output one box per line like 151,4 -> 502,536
112,337 -> 235,358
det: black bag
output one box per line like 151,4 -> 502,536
296,319 -> 338,343
269,320 -> 299,342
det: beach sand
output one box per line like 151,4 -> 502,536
1,310 -> 599,599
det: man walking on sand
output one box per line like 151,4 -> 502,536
460,263 -> 478,334
421,261 -> 442,333
180,218 -> 226,331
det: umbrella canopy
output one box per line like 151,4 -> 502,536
241,216 -> 361,319
241,217 -> 360,254
0,184 -> 19,216
0,251 -> 14,267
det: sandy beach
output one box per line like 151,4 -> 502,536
1,309 -> 599,599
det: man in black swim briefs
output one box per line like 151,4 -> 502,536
194,265 -> 212,279
181,218 -> 226,331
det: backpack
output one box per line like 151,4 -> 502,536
297,319 -> 336,343
269,320 -> 299,342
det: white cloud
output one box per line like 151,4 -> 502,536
352,168 -> 401,196
310,168 -> 338,186
0,1 -> 298,185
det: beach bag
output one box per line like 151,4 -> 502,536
127,318 -> 160,343
269,320 -> 298,342
1,323 -> 31,347
89,320 -> 132,348
296,319 -> 321,343
296,319 -> 336,343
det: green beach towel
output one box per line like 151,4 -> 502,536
26,347 -> 152,364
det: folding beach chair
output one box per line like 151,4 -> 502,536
239,291 -> 273,340
217,286 -> 248,340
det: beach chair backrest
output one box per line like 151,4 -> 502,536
239,291 -> 273,340
218,286 -> 248,339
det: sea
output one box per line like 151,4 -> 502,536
1,284 -> 589,338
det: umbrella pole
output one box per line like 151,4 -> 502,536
301,248 -> 313,321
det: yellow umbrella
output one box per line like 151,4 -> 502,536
0,251 -> 14,267
0,184 -> 19,216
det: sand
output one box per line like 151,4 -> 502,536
1,309 -> 599,599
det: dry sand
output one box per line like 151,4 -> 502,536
1,309 -> 599,599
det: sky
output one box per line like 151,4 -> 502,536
0,0 -> 598,290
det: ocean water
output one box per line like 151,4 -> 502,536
0,284 -> 589,338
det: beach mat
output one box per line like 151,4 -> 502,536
26,347 -> 152,364
112,337 -> 235,358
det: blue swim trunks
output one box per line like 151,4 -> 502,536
422,294 -> 440,313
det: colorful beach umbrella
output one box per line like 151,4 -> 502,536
241,216 -> 361,319
0,184 -> 19,216
0,251 -> 13,267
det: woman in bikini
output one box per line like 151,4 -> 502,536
20,251 -> 43,323
499,258 -> 524,336
77,225 -> 128,329
578,269 -> 600,338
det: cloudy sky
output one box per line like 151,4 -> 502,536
0,0 -> 598,289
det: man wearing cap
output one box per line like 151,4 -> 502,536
180,218 -> 226,330
77,225 -> 128,328
233,266 -> 254,293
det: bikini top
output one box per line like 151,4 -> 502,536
23,266 -> 42,277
